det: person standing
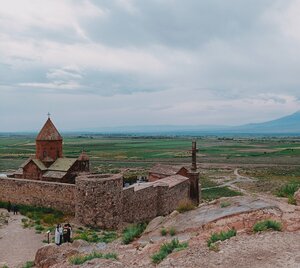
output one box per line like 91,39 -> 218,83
7,201 -> 11,213
12,204 -> 16,215
63,223 -> 72,243
12,204 -> 18,215
55,224 -> 63,245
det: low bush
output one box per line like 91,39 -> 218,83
169,227 -> 176,236
176,199 -> 195,213
35,225 -> 44,232
202,187 -> 242,201
220,201 -> 231,208
288,196 -> 297,205
276,181 -> 300,198
73,229 -> 117,243
208,242 -> 219,252
69,252 -> 117,265
151,238 -> 188,264
161,228 -> 167,236
0,201 -> 64,227
207,228 -> 237,247
22,261 -> 35,268
253,220 -> 282,232
122,223 -> 147,244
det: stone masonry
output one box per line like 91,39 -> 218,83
0,172 -> 190,229
0,177 -> 75,213
75,174 -> 123,230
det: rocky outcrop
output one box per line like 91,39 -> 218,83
295,189 -> 300,205
35,243 -> 79,268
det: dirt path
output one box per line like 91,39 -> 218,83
202,168 -> 256,193
0,209 -> 44,268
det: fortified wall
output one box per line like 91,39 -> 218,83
0,173 -> 190,229
0,177 -> 75,213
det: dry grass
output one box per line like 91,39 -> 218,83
176,199 -> 195,213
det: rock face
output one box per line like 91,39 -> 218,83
35,243 -> 79,268
295,189 -> 300,205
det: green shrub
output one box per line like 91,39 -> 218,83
220,201 -> 231,208
69,252 -> 117,265
253,220 -> 282,232
207,229 -> 237,247
288,196 -> 297,205
151,238 -> 188,264
161,228 -> 167,236
22,222 -> 29,228
73,229 -> 117,243
1,265 -> 9,268
169,227 -> 176,236
208,242 -> 219,252
42,214 -> 56,225
122,223 -> 147,244
202,187 -> 242,201
22,261 -> 34,268
0,201 -> 64,227
35,225 -> 44,232
176,199 -> 195,213
276,181 -> 300,198
21,218 -> 28,223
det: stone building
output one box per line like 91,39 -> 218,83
148,141 -> 200,205
9,117 -> 89,183
148,164 -> 189,182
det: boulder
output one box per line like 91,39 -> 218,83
294,189 -> 300,205
35,243 -> 79,268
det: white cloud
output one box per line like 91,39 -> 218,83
1,0 -> 300,130
0,0 -> 105,39
18,81 -> 81,90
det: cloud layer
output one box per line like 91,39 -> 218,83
0,0 -> 300,131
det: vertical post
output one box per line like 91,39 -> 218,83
191,140 -> 197,171
47,230 -> 50,244
188,140 -> 200,205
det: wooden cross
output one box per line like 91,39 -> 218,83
47,112 -> 51,118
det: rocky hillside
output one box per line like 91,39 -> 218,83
35,195 -> 300,267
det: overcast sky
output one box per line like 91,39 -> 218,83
1,0 -> 300,131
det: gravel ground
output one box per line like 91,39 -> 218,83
159,231 -> 300,268
0,209 -> 44,268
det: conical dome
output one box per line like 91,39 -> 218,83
36,118 -> 62,141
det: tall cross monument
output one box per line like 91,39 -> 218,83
188,140 -> 200,205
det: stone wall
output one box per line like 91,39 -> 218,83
157,179 -> 190,215
23,161 -> 43,180
36,140 -> 63,161
123,176 -> 190,224
75,174 -> 123,229
0,177 -> 75,213
122,184 -> 160,223
0,173 -> 191,229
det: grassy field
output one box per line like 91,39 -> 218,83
2,135 -> 300,173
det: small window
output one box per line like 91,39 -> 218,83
43,151 -> 47,157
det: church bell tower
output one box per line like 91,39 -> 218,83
35,115 -> 63,166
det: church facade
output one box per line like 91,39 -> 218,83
9,117 -> 89,184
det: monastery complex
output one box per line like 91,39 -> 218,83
1,117 -> 200,229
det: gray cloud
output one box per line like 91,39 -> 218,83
0,0 -> 300,130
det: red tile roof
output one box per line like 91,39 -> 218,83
36,118 -> 62,141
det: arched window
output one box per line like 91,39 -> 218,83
43,151 -> 47,157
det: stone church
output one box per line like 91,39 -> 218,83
9,117 -> 89,183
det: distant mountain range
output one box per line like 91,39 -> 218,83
2,111 -> 300,136
228,111 -> 300,134
83,111 -> 300,135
